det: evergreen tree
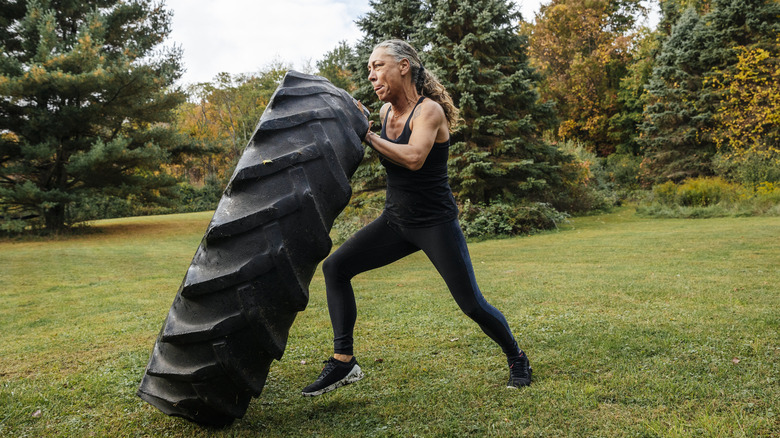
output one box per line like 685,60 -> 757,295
0,0 -> 187,233
640,8 -> 715,185
425,0 -> 564,204
656,0 -> 712,36
317,40 -> 357,93
346,0 -> 431,191
640,0 -> 780,186
351,0 -> 431,110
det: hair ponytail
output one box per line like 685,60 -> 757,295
374,39 -> 461,130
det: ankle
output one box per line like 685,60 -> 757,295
333,353 -> 353,363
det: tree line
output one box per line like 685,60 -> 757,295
1,0 -> 778,235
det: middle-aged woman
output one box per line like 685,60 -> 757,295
301,39 -> 531,397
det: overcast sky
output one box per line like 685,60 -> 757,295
165,0 -> 657,86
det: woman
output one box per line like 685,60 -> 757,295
301,39 -> 531,396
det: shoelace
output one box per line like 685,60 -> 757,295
316,359 -> 338,381
510,359 -> 529,379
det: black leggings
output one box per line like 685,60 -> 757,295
322,213 -> 520,359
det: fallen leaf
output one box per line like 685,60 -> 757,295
32,410 -> 41,418
732,357 -> 740,364
375,358 -> 384,363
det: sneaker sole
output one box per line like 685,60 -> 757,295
301,364 -> 364,397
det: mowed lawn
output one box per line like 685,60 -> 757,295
1,209 -> 777,437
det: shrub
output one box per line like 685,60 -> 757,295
459,200 -> 569,239
675,177 -> 741,206
639,177 -> 780,218
551,138 -> 621,213
331,191 -> 386,243
331,193 -> 570,242
651,177 -> 741,207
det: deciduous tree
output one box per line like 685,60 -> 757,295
527,0 -> 646,156
0,0 -> 187,233
710,42 -> 780,184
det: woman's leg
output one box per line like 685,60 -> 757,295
322,215 -> 418,356
404,220 -> 521,359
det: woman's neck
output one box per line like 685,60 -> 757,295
389,87 -> 420,120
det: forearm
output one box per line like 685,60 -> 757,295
365,131 -> 425,170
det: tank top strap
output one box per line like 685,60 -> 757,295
401,96 -> 426,134
380,96 -> 426,142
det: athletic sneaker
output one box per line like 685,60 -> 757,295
507,352 -> 532,388
301,357 -> 364,397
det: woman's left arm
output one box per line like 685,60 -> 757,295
365,101 -> 445,171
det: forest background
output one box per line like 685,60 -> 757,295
1,0 -> 779,237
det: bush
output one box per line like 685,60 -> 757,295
712,153 -> 780,186
331,193 -> 570,242
638,177 -> 780,218
651,177 -> 741,207
459,200 -> 569,239
331,191 -> 386,243
551,139 -> 619,213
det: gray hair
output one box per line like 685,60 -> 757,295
372,39 -> 460,128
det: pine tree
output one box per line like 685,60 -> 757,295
350,0 -> 431,110
317,41 -> 357,93
0,0 -> 187,233
346,0 -> 431,191
639,0 -> 780,186
425,0 -> 563,203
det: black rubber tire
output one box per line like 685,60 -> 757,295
137,71 -> 368,427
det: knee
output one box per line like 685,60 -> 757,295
322,255 -> 348,284
459,302 -> 482,320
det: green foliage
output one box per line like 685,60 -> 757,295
639,7 -> 718,185
639,177 -> 780,217
544,138 -> 621,213
605,152 -> 642,191
528,0 -> 647,156
0,0 -> 188,234
640,0 -> 780,186
331,190 -> 386,243
459,200 -> 569,238
316,40 -> 358,93
426,0 -> 566,204
713,152 -> 780,187
709,43 -> 780,182
173,66 -> 289,186
653,177 -> 740,206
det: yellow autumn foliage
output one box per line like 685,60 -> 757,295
711,41 -> 780,167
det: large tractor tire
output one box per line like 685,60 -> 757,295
137,71 -> 368,427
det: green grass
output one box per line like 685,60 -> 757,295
1,209 -> 778,437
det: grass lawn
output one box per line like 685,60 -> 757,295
1,208 -> 778,437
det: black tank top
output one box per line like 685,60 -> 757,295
379,96 -> 458,227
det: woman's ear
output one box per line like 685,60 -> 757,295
399,58 -> 411,76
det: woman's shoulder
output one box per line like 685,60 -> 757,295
412,97 -> 446,124
379,102 -> 392,121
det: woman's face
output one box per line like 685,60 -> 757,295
367,48 -> 407,102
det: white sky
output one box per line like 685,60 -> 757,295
165,0 -> 658,86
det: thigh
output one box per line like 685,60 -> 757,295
326,215 -> 420,280
407,220 -> 479,298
